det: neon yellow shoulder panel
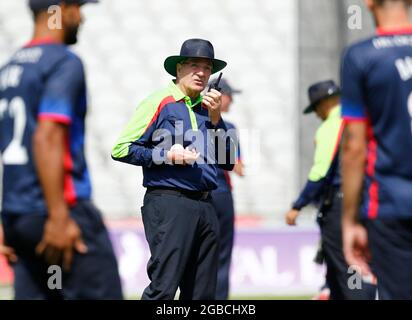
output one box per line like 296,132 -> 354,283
308,106 -> 344,182
111,86 -> 172,159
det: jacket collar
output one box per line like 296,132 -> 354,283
168,81 -> 203,108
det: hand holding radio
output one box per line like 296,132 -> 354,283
202,72 -> 223,126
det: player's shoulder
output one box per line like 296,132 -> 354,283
11,44 -> 84,75
38,44 -> 84,71
57,47 -> 84,72
136,84 -> 173,112
33,46 -> 86,86
64,48 -> 83,64
342,35 -> 377,61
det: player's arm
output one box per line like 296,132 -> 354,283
341,121 -> 371,274
233,160 -> 244,177
235,139 -> 244,176
33,56 -> 87,270
202,90 -> 235,171
340,46 -> 371,275
341,122 -> 366,227
228,123 -> 244,176
0,245 -> 17,264
0,222 -> 17,264
210,119 -> 235,171
33,120 -> 87,270
33,120 -> 67,222
286,122 -> 342,225
286,181 -> 326,225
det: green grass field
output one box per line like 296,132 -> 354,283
0,284 -> 314,300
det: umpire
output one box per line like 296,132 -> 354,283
285,80 -> 375,300
112,39 -> 235,300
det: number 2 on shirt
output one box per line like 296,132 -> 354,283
0,96 -> 28,165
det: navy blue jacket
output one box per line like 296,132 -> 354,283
112,81 -> 235,191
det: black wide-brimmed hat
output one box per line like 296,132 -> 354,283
164,38 -> 227,77
303,80 -> 341,114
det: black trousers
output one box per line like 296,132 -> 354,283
2,200 -> 123,300
366,218 -> 412,299
211,191 -> 234,300
140,189 -> 220,300
319,192 -> 376,300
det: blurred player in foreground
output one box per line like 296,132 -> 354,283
342,0 -> 412,299
0,0 -> 122,299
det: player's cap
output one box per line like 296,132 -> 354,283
28,0 -> 98,12
303,80 -> 341,114
208,78 -> 242,96
164,38 -> 227,77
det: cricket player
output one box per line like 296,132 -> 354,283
341,0 -> 412,299
0,0 -> 122,299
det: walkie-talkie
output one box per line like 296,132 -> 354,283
208,72 -> 223,92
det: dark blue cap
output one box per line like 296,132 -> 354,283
29,0 -> 98,12
208,78 -> 241,97
303,80 -> 340,114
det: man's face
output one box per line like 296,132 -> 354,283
221,94 -> 233,113
314,104 -> 326,120
364,0 -> 411,26
314,96 -> 340,120
61,4 -> 83,45
176,58 -> 213,97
